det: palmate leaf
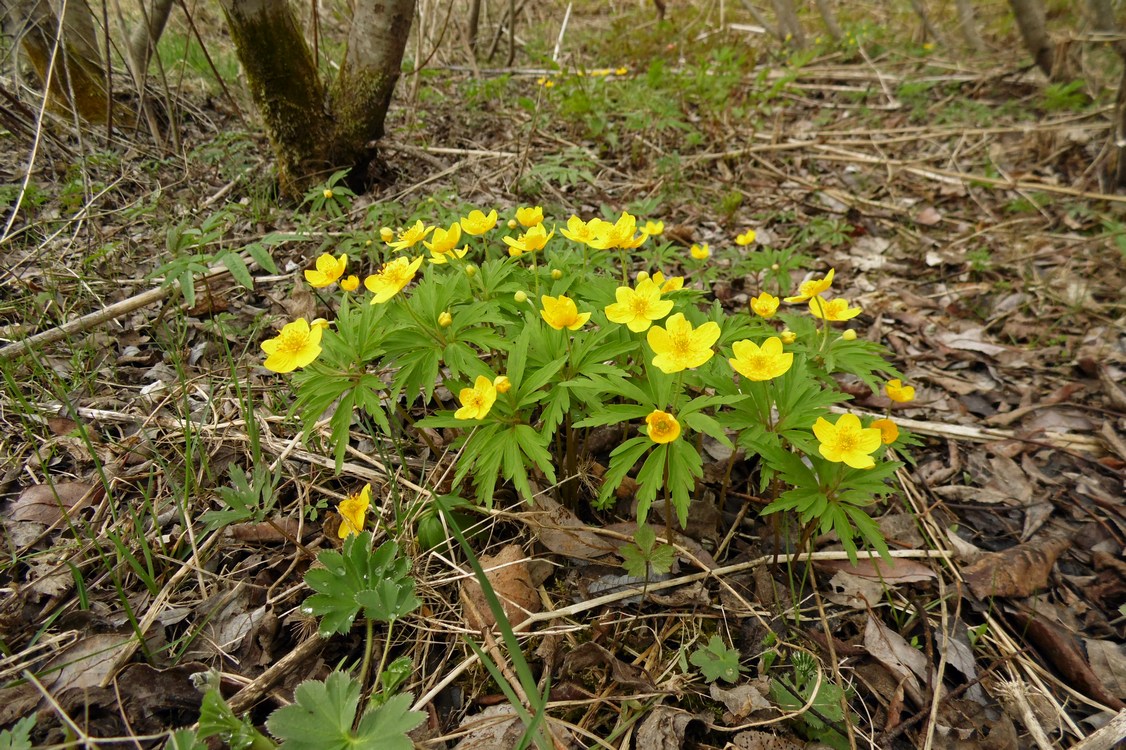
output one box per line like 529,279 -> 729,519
689,635 -> 744,684
266,672 -> 424,750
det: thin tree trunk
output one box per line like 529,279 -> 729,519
11,0 -> 111,123
907,0 -> 947,46
218,0 -> 332,196
738,0 -> 781,42
955,0 -> 985,52
330,0 -> 415,180
770,0 -> 804,47
466,0 -> 481,53
127,0 -> 175,86
814,0 -> 841,41
1009,0 -> 1054,77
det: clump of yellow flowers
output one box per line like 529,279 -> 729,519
264,210 -> 909,562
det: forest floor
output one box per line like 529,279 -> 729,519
0,2 -> 1124,749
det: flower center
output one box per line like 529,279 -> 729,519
278,329 -> 309,354
630,296 -> 650,316
671,332 -> 694,356
834,431 -> 858,453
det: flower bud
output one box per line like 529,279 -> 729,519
770,263 -> 780,271
380,227 -> 394,242
438,311 -> 453,328
465,264 -> 478,277
842,329 -> 857,341
514,291 -> 528,304
340,275 -> 360,292
494,375 -> 511,393
322,188 -> 334,199
780,329 -> 796,344
507,219 -> 518,229
551,269 -> 563,280
364,239 -> 373,246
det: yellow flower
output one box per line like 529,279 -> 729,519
322,188 -> 334,199
560,215 -> 599,245
784,268 -> 835,303
364,256 -> 424,303
460,209 -> 498,235
813,414 -> 882,469
615,66 -> 629,75
735,230 -> 757,246
842,329 -> 857,341
455,375 -> 497,420
689,243 -> 710,260
503,224 -> 554,256
337,484 -> 371,539
637,270 -> 683,293
310,318 -> 331,332
643,220 -> 664,236
871,418 -> 899,445
536,77 -> 555,88
540,294 -> 591,331
605,279 -> 674,332
749,292 -> 779,318
647,313 -> 721,373
551,269 -> 563,280
428,245 -> 469,265
886,379 -> 915,403
728,337 -> 793,381
780,329 -> 797,344
589,212 -> 647,250
261,318 -> 323,373
493,375 -> 511,393
387,220 -> 433,251
424,222 -> 462,255
809,296 -> 861,321
645,410 -> 681,444
380,227 -> 394,243
507,219 -> 518,229
438,311 -> 453,327
340,275 -> 359,292
515,206 -> 544,227
304,253 -> 347,288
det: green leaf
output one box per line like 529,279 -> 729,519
198,688 -> 273,750
0,716 -> 36,750
163,729 -> 207,750
267,672 -> 424,750
353,577 -> 422,623
619,524 -> 675,578
220,251 -> 254,290
244,242 -> 279,274
689,635 -> 743,683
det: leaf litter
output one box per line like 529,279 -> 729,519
1,3 -> 1125,749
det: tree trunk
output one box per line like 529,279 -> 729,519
1009,0 -> 1054,77
127,0 -> 175,87
770,0 -> 805,47
955,0 -> 985,52
329,0 -> 415,181
217,0 -> 333,197
10,0 -> 110,123
814,0 -> 842,41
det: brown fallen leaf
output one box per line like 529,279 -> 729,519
635,706 -> 703,750
460,544 -> 540,630
1007,605 -> 1126,711
962,536 -> 1070,599
817,555 -> 936,583
561,641 -> 656,693
731,729 -> 807,750
864,615 -> 928,705
10,481 -> 101,525
520,494 -> 617,560
709,677 -> 772,719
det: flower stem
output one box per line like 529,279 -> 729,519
358,617 -> 375,691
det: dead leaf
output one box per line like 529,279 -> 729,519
863,616 -> 927,702
10,481 -> 100,525
460,544 -> 540,630
228,517 -> 311,543
635,706 -> 703,750
931,697 -> 1019,750
1085,639 -> 1126,701
816,556 -> 936,583
962,536 -> 1070,598
825,569 -> 886,609
916,206 -> 942,226
731,730 -> 807,749
561,642 -> 655,692
710,677 -> 772,718
521,495 -> 617,560
934,325 -> 1009,357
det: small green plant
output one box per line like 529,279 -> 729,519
1040,80 -> 1089,112
769,651 -> 854,750
301,169 -> 356,219
0,715 -> 35,750
966,245 -> 993,273
689,635 -> 744,684
200,463 -> 281,533
619,523 -> 675,579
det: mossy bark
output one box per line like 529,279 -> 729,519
329,0 -> 415,182
218,0 -> 333,198
14,0 -> 110,124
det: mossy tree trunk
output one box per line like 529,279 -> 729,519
9,0 -> 111,124
219,0 -> 415,199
